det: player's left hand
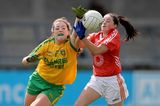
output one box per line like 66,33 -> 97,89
73,21 -> 86,40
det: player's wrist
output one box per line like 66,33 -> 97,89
79,35 -> 85,40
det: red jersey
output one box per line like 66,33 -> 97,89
87,29 -> 122,76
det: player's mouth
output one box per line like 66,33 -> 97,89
57,33 -> 64,36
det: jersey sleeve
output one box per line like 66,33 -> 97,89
103,31 -> 120,51
28,38 -> 49,60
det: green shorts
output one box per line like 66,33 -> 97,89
26,71 -> 65,105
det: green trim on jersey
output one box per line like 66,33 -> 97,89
69,40 -> 79,52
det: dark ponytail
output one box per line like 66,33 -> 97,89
109,13 -> 138,41
118,16 -> 138,41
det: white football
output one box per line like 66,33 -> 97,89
82,10 -> 103,31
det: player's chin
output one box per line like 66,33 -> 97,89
56,36 -> 67,42
101,26 -> 109,31
101,25 -> 107,28
101,28 -> 105,31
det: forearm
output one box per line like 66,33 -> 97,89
82,38 -> 99,55
22,55 -> 39,65
82,38 -> 108,55
22,56 -> 30,65
71,18 -> 81,48
74,36 -> 86,48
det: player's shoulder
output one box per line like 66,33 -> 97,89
42,36 -> 55,44
88,31 -> 101,40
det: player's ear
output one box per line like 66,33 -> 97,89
51,27 -> 54,33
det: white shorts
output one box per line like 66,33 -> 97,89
85,74 -> 129,104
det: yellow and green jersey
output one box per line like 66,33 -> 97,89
28,37 -> 79,85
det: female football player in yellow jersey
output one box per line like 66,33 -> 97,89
22,17 -> 81,106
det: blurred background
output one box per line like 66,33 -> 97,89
0,0 -> 160,106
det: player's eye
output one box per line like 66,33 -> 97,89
55,27 -> 60,30
62,27 -> 66,30
105,19 -> 111,23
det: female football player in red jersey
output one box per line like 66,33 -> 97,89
74,13 -> 138,106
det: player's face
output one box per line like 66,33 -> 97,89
101,14 -> 117,33
52,21 -> 69,42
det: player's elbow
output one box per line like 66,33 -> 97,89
91,50 -> 101,55
22,56 -> 29,65
91,47 -> 108,55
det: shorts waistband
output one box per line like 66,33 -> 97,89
94,73 -> 120,77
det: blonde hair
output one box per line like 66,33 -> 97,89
52,17 -> 72,32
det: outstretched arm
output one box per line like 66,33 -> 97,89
71,6 -> 88,49
70,18 -> 81,49
22,55 -> 39,65
70,17 -> 86,49
74,21 -> 108,55
22,39 -> 48,65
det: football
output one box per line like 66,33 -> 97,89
82,10 -> 103,31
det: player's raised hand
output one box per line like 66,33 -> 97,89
72,5 -> 88,19
73,21 -> 86,40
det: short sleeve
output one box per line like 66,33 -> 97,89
28,38 -> 50,59
103,31 -> 120,51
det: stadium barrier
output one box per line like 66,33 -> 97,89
0,69 -> 160,106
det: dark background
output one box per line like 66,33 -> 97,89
0,0 -> 160,70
